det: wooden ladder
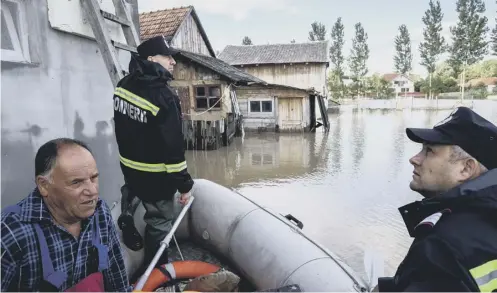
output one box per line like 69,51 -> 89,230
81,0 -> 140,87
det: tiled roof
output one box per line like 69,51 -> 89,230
218,41 -> 329,65
466,77 -> 497,87
176,50 -> 266,84
382,73 -> 420,82
139,6 -> 216,57
139,6 -> 191,41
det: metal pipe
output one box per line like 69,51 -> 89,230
133,196 -> 195,291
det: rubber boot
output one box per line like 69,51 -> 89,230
118,185 -> 143,251
143,227 -> 169,268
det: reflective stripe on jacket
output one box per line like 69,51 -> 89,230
379,169 -> 497,292
113,53 -> 193,201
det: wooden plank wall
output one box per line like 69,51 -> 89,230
237,63 -> 327,96
169,60 -> 241,150
170,14 -> 211,56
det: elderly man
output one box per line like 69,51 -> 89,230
377,107 -> 497,292
1,138 -> 131,292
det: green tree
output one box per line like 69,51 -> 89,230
394,25 -> 413,75
364,74 -> 394,99
466,59 -> 497,79
242,36 -> 253,45
348,22 -> 370,97
419,0 -> 446,99
309,22 -> 327,41
448,0 -> 489,99
491,0 -> 497,55
329,17 -> 345,99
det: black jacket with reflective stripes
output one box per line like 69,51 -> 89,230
378,169 -> 497,292
113,54 -> 193,202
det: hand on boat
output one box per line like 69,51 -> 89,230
178,192 -> 191,205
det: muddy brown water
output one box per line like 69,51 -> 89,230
185,100 -> 497,279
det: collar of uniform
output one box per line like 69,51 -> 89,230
129,53 -> 173,81
398,169 -> 497,237
17,188 -> 102,224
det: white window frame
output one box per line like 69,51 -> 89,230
1,0 -> 30,63
248,99 -> 273,113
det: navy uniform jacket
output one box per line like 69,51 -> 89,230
113,53 -> 193,202
379,169 -> 497,292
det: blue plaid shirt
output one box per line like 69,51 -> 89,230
1,189 -> 132,292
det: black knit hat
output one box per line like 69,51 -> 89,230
137,36 -> 178,59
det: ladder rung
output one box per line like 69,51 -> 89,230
100,10 -> 130,27
112,40 -> 137,53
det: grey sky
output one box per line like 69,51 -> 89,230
137,0 -> 497,77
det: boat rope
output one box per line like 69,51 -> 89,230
173,234 -> 184,261
229,187 -> 368,292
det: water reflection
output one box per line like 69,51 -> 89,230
188,100 -> 497,279
186,132 -> 330,187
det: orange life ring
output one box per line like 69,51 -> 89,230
138,260 -> 220,292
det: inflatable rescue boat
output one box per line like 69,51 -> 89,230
110,179 -> 370,292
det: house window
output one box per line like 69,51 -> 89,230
1,0 -> 30,63
195,85 -> 221,110
251,153 -> 274,166
249,100 -> 272,113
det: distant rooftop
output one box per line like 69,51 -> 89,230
218,41 -> 329,66
382,73 -> 421,82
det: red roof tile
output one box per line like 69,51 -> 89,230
139,6 -> 191,41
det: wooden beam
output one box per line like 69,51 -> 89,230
112,0 -> 140,47
81,0 -> 124,86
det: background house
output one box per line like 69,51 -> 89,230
235,84 -> 322,132
171,50 -> 266,149
139,6 -> 216,57
382,73 -> 415,94
219,41 -> 330,132
1,0 -> 139,206
219,41 -> 329,98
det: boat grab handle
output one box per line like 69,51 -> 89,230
284,214 -> 304,229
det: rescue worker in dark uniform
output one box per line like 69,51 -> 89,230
112,36 -> 194,267
377,106 -> 497,292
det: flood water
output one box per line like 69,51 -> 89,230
185,100 -> 497,279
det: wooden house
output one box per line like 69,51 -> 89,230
234,84 -> 323,132
219,41 -> 330,132
138,6 -> 267,150
170,50 -> 266,150
139,6 -> 216,57
219,41 -> 329,97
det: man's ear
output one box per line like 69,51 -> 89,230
147,56 -> 154,62
460,158 -> 479,180
36,176 -> 50,198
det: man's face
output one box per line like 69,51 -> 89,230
38,145 -> 99,222
408,144 -> 465,197
149,55 -> 176,74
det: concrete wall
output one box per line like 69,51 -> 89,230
1,1 -> 136,206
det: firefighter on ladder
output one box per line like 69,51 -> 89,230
112,36 -> 194,269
